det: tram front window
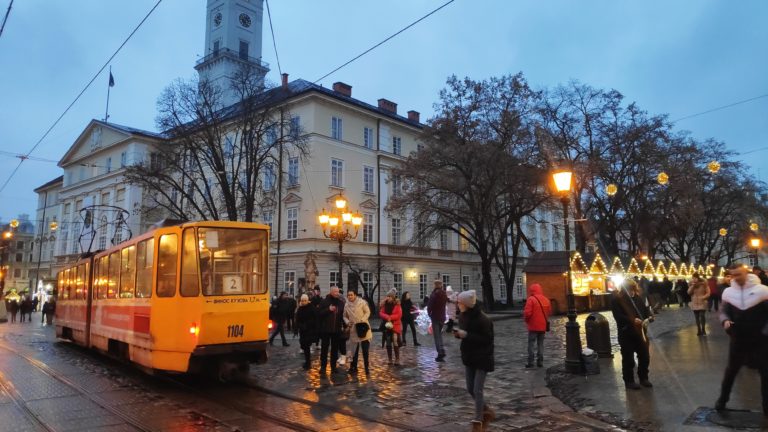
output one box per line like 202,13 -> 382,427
198,227 -> 268,296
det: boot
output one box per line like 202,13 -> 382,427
470,420 -> 483,432
482,405 -> 496,424
394,348 -> 400,366
386,346 -> 393,364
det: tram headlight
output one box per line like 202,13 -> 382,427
268,320 -> 274,330
189,323 -> 199,336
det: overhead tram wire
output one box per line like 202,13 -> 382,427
265,0 -> 281,76
672,93 -> 768,122
0,0 -> 163,195
0,0 -> 13,38
313,0 -> 456,83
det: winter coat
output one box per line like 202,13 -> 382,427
401,297 -> 416,323
343,297 -> 373,343
379,300 -> 403,335
8,300 -> 19,314
317,294 -> 345,334
458,305 -> 495,372
20,299 -> 32,314
42,301 -> 56,315
611,289 -> 652,343
523,284 -> 551,332
719,273 -> 768,368
272,297 -> 293,323
427,288 -> 447,322
687,280 -> 710,311
295,304 -> 318,345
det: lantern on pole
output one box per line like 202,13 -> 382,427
657,172 -> 669,185
750,223 -> 759,232
719,228 -> 728,237
707,161 -> 721,174
606,183 -> 618,196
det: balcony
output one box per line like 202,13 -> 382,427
387,246 -> 408,255
195,47 -> 270,70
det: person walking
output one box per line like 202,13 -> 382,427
379,289 -> 403,365
452,290 -> 495,432
336,288 -> 348,367
427,280 -> 448,362
715,264 -> 768,417
752,265 -> 768,286
286,293 -> 298,337
295,294 -> 317,370
711,275 -> 727,312
688,273 -> 710,336
41,297 -> 56,326
311,286 -> 322,350
400,292 -> 420,346
612,279 -> 654,390
343,289 -> 372,376
269,292 -> 291,347
20,295 -> 32,323
445,286 -> 458,332
523,283 -> 551,368
317,286 -> 345,375
8,299 -> 18,323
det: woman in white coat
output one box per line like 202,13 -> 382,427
343,289 -> 373,376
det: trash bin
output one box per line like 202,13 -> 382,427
582,348 -> 600,375
585,312 -> 613,358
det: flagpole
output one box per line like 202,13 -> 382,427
105,65 -> 112,122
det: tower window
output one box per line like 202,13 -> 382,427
213,40 -> 220,56
239,41 -> 249,60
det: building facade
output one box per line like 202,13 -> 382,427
1,215 -> 36,295
30,176 -> 63,296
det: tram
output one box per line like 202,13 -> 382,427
55,221 -> 271,378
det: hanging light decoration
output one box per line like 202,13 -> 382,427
750,222 -> 759,232
657,172 -> 669,185
707,160 -> 721,174
606,183 -> 618,196
719,228 -> 728,236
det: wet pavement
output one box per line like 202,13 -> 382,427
547,306 -> 768,431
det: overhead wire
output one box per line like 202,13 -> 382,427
264,0 -> 281,76
671,93 -> 768,122
0,0 -> 13,38
314,0 -> 456,83
0,0 -> 163,195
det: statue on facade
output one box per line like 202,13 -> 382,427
304,251 -> 318,291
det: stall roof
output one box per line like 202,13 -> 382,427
523,251 -> 570,273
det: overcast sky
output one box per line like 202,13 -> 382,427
1,0 -> 766,223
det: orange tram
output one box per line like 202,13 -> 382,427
55,221 -> 271,379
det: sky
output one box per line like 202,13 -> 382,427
1,0 -> 767,223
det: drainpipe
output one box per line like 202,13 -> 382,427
376,118 -> 382,307
273,108 -> 285,297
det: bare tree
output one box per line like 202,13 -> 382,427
124,66 -> 307,222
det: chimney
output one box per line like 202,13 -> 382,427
281,73 -> 289,89
407,110 -> 420,123
332,82 -> 352,97
378,98 -> 397,114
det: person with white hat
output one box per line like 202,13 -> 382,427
453,290 -> 495,431
295,294 -> 317,370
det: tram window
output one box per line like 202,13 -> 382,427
77,263 -> 87,300
180,228 -> 199,297
62,268 -> 71,300
57,271 -> 64,299
120,246 -> 136,298
108,252 -> 120,299
157,234 -> 178,297
136,238 -> 154,298
92,259 -> 100,300
98,256 -> 109,299
198,227 -> 268,295
71,266 -> 79,300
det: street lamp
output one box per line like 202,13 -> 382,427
750,237 -> 761,267
552,167 -> 582,374
318,195 -> 362,290
0,230 -> 14,296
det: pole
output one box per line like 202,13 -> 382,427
337,237 -> 344,290
105,66 -> 112,121
562,196 -> 583,373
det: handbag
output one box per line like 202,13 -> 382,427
533,296 -> 550,332
355,322 -> 370,338
340,324 -> 351,340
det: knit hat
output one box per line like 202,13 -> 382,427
300,294 -> 309,302
457,290 -> 476,308
387,288 -> 398,297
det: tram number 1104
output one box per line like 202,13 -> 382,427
227,324 -> 245,338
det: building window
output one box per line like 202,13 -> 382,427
263,211 -> 273,239
13,268 -> 21,278
288,157 -> 299,186
331,159 -> 343,187
515,275 -> 524,300
462,275 -> 470,292
16,241 -> 24,250
70,222 -> 81,254
263,163 -> 275,191
290,116 -> 300,139
393,273 -> 403,296
392,136 -> 402,155
120,152 -> 127,168
390,175 -> 401,198
239,40 -> 249,60
363,166 -> 374,193
331,116 -> 343,140
284,271 -> 295,295
419,273 -> 428,301
440,230 -> 449,250
499,277 -> 507,301
364,127 -> 374,149
391,218 -> 401,245
417,143 -> 424,152
416,222 -> 427,248
287,208 -> 298,240
98,216 -> 108,250
213,40 -> 220,55
105,157 -> 112,173
460,228 -> 469,252
330,271 -> 339,288
442,274 -> 451,288
362,272 -> 373,296
15,253 -> 23,262
363,214 -> 374,243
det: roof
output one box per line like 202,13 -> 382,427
98,120 -> 167,139
523,251 -> 570,273
33,175 -> 64,192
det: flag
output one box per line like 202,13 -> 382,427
109,72 -> 115,87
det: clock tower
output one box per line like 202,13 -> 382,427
195,0 -> 270,105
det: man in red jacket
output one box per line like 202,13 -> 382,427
524,283 -> 551,368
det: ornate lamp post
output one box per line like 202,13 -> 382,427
750,237 -> 761,267
0,229 -> 14,296
552,167 -> 582,373
318,196 -> 362,290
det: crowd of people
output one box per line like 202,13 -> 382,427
3,294 -> 55,325
269,281 -> 495,431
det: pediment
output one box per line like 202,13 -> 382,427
283,192 -> 303,204
359,198 -> 378,210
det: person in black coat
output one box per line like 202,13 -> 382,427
400,291 -> 420,346
453,290 -> 495,432
19,296 -> 32,323
316,286 -> 345,374
269,292 -> 292,347
295,294 -> 318,370
612,279 -> 654,390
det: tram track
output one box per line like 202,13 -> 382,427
0,367 -> 56,432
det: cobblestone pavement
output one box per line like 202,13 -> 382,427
254,312 -> 626,432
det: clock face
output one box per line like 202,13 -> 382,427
239,13 -> 251,28
213,12 -> 222,27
